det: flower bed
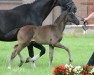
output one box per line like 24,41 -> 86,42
53,64 -> 94,75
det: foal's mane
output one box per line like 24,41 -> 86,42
53,11 -> 68,26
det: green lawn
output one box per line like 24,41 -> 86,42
0,34 -> 94,75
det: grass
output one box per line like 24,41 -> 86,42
0,34 -> 94,75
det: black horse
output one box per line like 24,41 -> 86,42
0,0 -> 79,67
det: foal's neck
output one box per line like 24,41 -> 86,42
53,14 -> 67,33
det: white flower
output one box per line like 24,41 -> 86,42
90,68 -> 94,74
65,64 -> 73,68
73,66 -> 83,74
69,64 -> 73,68
65,64 -> 73,72
65,64 -> 69,68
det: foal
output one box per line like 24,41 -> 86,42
8,11 -> 79,69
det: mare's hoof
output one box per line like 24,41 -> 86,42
25,60 -> 29,63
31,61 -> 36,69
25,58 -> 30,63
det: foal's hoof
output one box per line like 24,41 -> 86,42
48,62 -> 52,67
69,59 -> 73,64
18,61 -> 24,67
18,63 -> 23,67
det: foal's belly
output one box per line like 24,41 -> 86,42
32,36 -> 51,44
33,32 -> 61,45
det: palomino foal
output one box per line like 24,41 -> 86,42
8,11 -> 79,69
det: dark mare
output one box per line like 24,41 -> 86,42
0,0 -> 78,67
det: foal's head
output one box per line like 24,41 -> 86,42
64,11 -> 80,25
53,10 -> 79,26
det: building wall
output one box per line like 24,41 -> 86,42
0,2 -> 22,10
74,0 -> 94,24
43,6 -> 61,25
87,0 -> 94,24
73,0 -> 88,24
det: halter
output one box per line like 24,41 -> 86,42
82,19 -> 88,31
75,14 -> 88,31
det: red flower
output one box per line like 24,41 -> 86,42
53,64 -> 93,75
53,65 -> 67,75
84,64 -> 89,68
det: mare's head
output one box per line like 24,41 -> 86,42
63,11 -> 79,25
56,0 -> 77,13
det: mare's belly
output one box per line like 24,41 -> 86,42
0,29 -> 18,41
0,36 -> 17,41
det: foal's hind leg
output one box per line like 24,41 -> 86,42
8,44 -> 26,69
18,53 -> 24,67
54,43 -> 73,64
14,44 -> 24,67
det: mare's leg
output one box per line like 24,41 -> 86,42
26,41 -> 45,68
33,42 -> 45,58
27,42 -> 36,69
54,43 -> 73,64
26,41 -> 46,62
26,42 -> 34,63
27,45 -> 34,58
8,43 -> 26,69
49,45 -> 54,66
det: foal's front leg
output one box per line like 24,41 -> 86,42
54,43 -> 73,64
49,45 -> 54,66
